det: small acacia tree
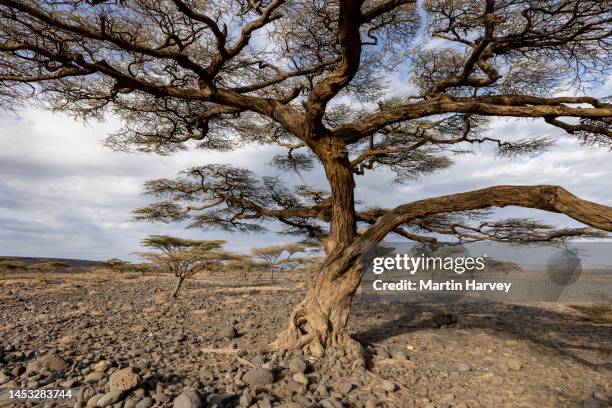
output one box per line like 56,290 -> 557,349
101,258 -> 131,272
252,243 -> 306,280
28,261 -> 70,275
0,258 -> 27,277
131,262 -> 157,276
225,255 -> 265,280
1,0 -> 612,356
139,235 -> 227,297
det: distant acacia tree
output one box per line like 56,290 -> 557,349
1,0 -> 612,357
225,255 -> 265,280
28,261 -> 70,274
28,261 -> 70,283
252,243 -> 306,281
131,262 -> 157,276
101,258 -> 131,272
0,258 -> 27,277
139,235 -> 227,297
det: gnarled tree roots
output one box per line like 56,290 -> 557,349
270,293 -> 366,368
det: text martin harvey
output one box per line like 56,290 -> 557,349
372,279 -> 512,293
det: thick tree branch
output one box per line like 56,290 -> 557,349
333,95 -> 612,143
358,185 -> 612,249
303,0 -> 364,137
361,0 -> 416,22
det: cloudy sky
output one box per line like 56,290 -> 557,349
1,76 -> 611,261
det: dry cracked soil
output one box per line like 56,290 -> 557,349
0,271 -> 610,408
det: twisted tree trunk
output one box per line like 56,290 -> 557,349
273,257 -> 364,358
274,137 -> 365,359
171,276 -> 185,298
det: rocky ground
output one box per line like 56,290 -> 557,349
0,271 -> 610,408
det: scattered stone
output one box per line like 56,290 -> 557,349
288,357 -> 307,374
123,395 -> 141,408
26,353 -> 69,374
285,380 -> 306,394
242,368 -> 274,386
0,372 -> 11,385
155,391 -> 171,404
457,363 -> 471,372
365,397 -> 378,408
234,373 -> 246,386
134,397 -> 154,408
60,378 -> 77,388
316,383 -> 330,397
261,361 -> 275,370
87,394 -> 104,408
292,372 -> 308,385
84,371 -> 105,383
206,392 -> 233,407
334,381 -> 352,395
221,326 -> 237,339
309,342 -> 325,358
257,399 -> 273,408
59,335 -> 76,346
252,355 -> 266,366
96,391 -> 124,407
199,368 -> 214,382
381,380 -> 396,392
94,360 -> 110,372
320,397 -> 343,408
109,367 -> 140,392
507,358 -> 522,371
239,390 -> 253,407
173,388 -> 203,408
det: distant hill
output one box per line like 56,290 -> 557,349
0,256 -> 100,267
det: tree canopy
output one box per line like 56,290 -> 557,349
141,235 -> 225,252
138,235 -> 228,276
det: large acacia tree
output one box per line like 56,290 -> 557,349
1,0 -> 612,357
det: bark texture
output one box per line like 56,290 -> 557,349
171,276 -> 185,298
273,260 -> 364,359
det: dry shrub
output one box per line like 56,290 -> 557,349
569,295 -> 612,324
